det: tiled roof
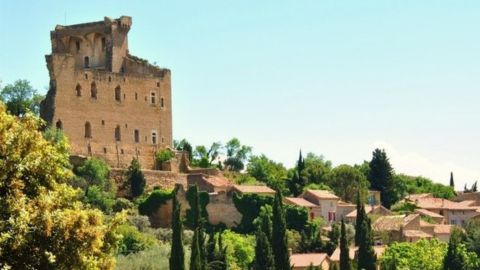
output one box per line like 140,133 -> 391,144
187,174 -> 231,187
456,200 -> 477,206
345,205 -> 391,218
305,189 -> 339,200
415,198 -> 478,210
290,253 -> 329,268
338,200 -> 356,207
372,215 -> 405,231
405,193 -> 433,201
434,224 -> 453,234
232,185 -> 275,194
403,230 -> 432,238
330,246 -> 386,262
415,208 -> 444,218
284,197 -> 318,207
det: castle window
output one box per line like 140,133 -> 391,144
101,38 -> 106,51
135,92 -> 138,100
151,131 -> 157,145
115,86 -> 121,102
115,125 -> 121,141
121,149 -> 124,154
91,82 -> 97,99
156,82 -> 160,87
125,123 -> 128,128
85,73 -> 88,79
108,76 -> 111,82
134,129 -> 140,143
85,121 -> 92,138
101,120 -> 105,125
75,84 -> 82,96
75,41 -> 80,52
84,56 -> 90,68
56,119 -> 63,129
150,92 -> 156,104
103,147 -> 107,154
160,97 -> 164,108
120,66 -> 125,73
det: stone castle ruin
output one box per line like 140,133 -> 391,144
40,16 -> 172,170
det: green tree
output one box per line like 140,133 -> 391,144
368,149 -> 396,208
247,154 -> 288,190
465,219 -> 480,256
0,79 -> 43,116
170,187 -> 185,270
299,218 -> 324,253
381,239 -> 447,270
254,224 -> 275,270
0,104 -> 122,269
302,152 -> 332,184
340,219 -> 351,270
75,157 -> 111,191
188,185 -> 207,270
193,142 -> 222,168
175,138 -> 193,161
443,228 -> 471,270
354,191 -> 365,246
223,138 -> 252,171
327,164 -> 369,203
272,191 -> 291,270
357,217 -> 376,270
127,158 -> 146,198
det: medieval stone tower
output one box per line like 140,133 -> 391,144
40,16 -> 172,169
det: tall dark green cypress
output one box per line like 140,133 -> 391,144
189,185 -> 207,270
449,172 -> 455,188
127,158 -> 146,198
254,226 -> 275,270
367,149 -> 395,208
443,228 -> 466,270
272,191 -> 291,270
340,219 -> 350,270
169,188 -> 185,270
357,217 -> 376,270
354,191 -> 365,246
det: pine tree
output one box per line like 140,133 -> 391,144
367,149 -> 396,208
169,188 -> 185,270
254,226 -> 275,270
449,172 -> 455,188
357,217 -> 376,270
127,158 -> 146,198
340,219 -> 350,270
272,191 -> 291,270
354,191 -> 365,246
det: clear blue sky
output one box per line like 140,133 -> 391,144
1,0 -> 479,188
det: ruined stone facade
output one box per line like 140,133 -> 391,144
40,16 -> 172,169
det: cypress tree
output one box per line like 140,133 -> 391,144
169,188 -> 185,270
127,158 -> 146,198
354,191 -> 365,246
449,172 -> 455,188
443,228 -> 466,270
340,219 -> 350,270
189,185 -> 207,270
357,217 -> 376,270
206,230 -> 216,263
367,149 -> 395,208
190,228 -> 203,270
254,227 -> 275,270
272,191 -> 291,270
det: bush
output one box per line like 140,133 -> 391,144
126,158 -> 146,198
116,244 -> 191,270
84,185 -> 116,213
113,198 -> 135,213
117,224 -> 157,255
155,149 -> 175,163
138,189 -> 173,216
75,158 -> 110,190
221,230 -> 255,270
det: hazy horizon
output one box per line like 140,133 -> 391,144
1,0 -> 479,189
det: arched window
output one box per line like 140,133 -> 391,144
75,41 -> 80,52
75,84 -> 82,97
115,125 -> 121,141
151,131 -> 157,145
85,121 -> 92,138
115,86 -> 121,101
56,119 -> 63,129
91,82 -> 97,99
87,143 -> 92,155
84,56 -> 90,68
134,129 -> 140,143
150,92 -> 156,104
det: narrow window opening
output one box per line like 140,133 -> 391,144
85,121 -> 92,138
84,56 -> 90,68
101,38 -> 106,51
108,76 -> 111,82
91,82 -> 97,99
56,119 -> 63,129
123,93 -> 126,99
85,73 -> 88,79
135,92 -> 138,100
115,125 -> 121,141
160,97 -> 164,108
115,86 -> 121,101
144,96 -> 147,102
150,92 -> 156,104
103,147 -> 107,154
87,144 -> 92,155
75,41 -> 80,52
75,84 -> 82,97
101,120 -> 105,125
134,130 -> 140,143
125,123 -> 128,128
156,82 -> 160,87
121,149 -> 124,154
120,66 -> 124,73
152,132 -> 157,145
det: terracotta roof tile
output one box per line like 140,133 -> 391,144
434,224 -> 453,234
415,198 -> 478,210
403,230 -> 432,238
330,246 -> 386,262
232,185 -> 275,194
290,253 -> 329,268
284,197 -> 318,207
305,189 -> 339,200
415,208 -> 444,218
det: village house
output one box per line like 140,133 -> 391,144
330,245 -> 386,270
300,189 -> 340,222
345,204 -> 392,224
284,197 -> 321,220
290,253 -> 331,270
231,184 -> 276,196
413,197 -> 480,226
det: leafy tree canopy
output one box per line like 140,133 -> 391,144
0,79 -> 43,116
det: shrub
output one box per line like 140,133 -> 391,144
113,198 -> 135,213
117,224 -> 157,255
126,158 -> 146,198
75,157 -> 110,190
221,230 -> 255,270
155,149 -> 175,163
138,189 -> 173,216
84,185 -> 116,213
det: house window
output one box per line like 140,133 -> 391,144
150,92 -> 156,104
151,131 -> 157,144
115,86 -> 121,101
75,41 -> 80,52
115,125 -> 121,141
85,121 -> 92,138
91,82 -> 97,99
75,84 -> 82,96
134,129 -> 140,143
55,119 -> 62,129
84,56 -> 90,68
87,143 -> 92,155
85,73 -> 88,79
